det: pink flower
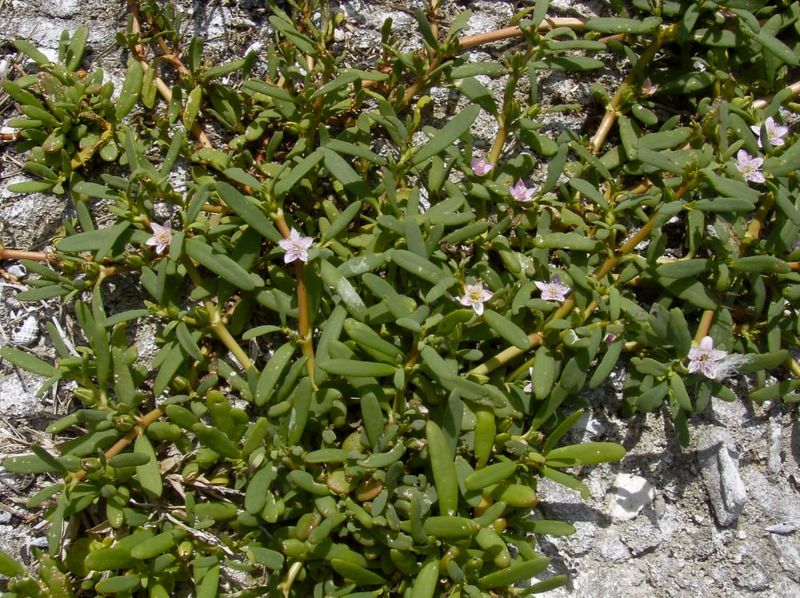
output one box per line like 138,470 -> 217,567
458,281 -> 493,315
471,156 -> 494,176
509,180 -> 536,203
146,221 -> 172,254
687,336 -> 728,379
750,117 -> 789,148
736,150 -> 765,184
278,228 -> 314,264
534,276 -> 571,302
640,78 -> 658,97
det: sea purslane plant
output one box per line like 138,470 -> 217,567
0,0 -> 798,596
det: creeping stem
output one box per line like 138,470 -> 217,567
457,18 -> 587,50
128,0 -> 212,149
472,182 -> 693,377
73,405 -> 165,483
590,25 -> 677,154
0,249 -> 56,262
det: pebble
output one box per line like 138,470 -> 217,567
697,427 -> 747,527
766,522 -> 800,535
607,473 -> 655,522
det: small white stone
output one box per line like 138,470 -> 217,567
607,473 -> 656,521
12,314 -> 39,346
6,264 -> 27,278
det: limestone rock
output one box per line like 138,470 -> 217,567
698,428 -> 747,527
771,534 -> 800,583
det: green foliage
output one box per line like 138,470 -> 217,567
1,0 -> 799,596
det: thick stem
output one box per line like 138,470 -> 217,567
0,249 -> 56,262
73,406 -> 165,482
752,79 -> 800,110
693,310 -> 716,343
487,121 -> 507,165
789,357 -> 800,378
458,18 -> 587,50
742,190 -> 775,249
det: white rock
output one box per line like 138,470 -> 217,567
607,473 -> 656,522
0,373 -> 44,417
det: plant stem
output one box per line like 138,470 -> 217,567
742,190 -> 775,250
473,180 -> 694,376
693,309 -> 716,343
73,405 -> 165,482
128,0 -> 211,148
752,79 -> 800,110
183,259 -> 253,370
487,118 -> 507,165
589,25 -> 675,154
274,215 -> 317,388
0,249 -> 56,262
458,18 -> 587,50
279,561 -> 304,598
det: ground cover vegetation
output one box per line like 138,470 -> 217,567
0,0 -> 799,595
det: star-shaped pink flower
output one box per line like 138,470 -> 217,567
750,117 -> 789,148
535,276 -> 571,302
736,150 -> 765,184
687,336 -> 727,379
471,156 -> 494,177
278,228 -> 314,264
458,281 -> 493,315
509,179 -> 536,203
146,221 -> 172,255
